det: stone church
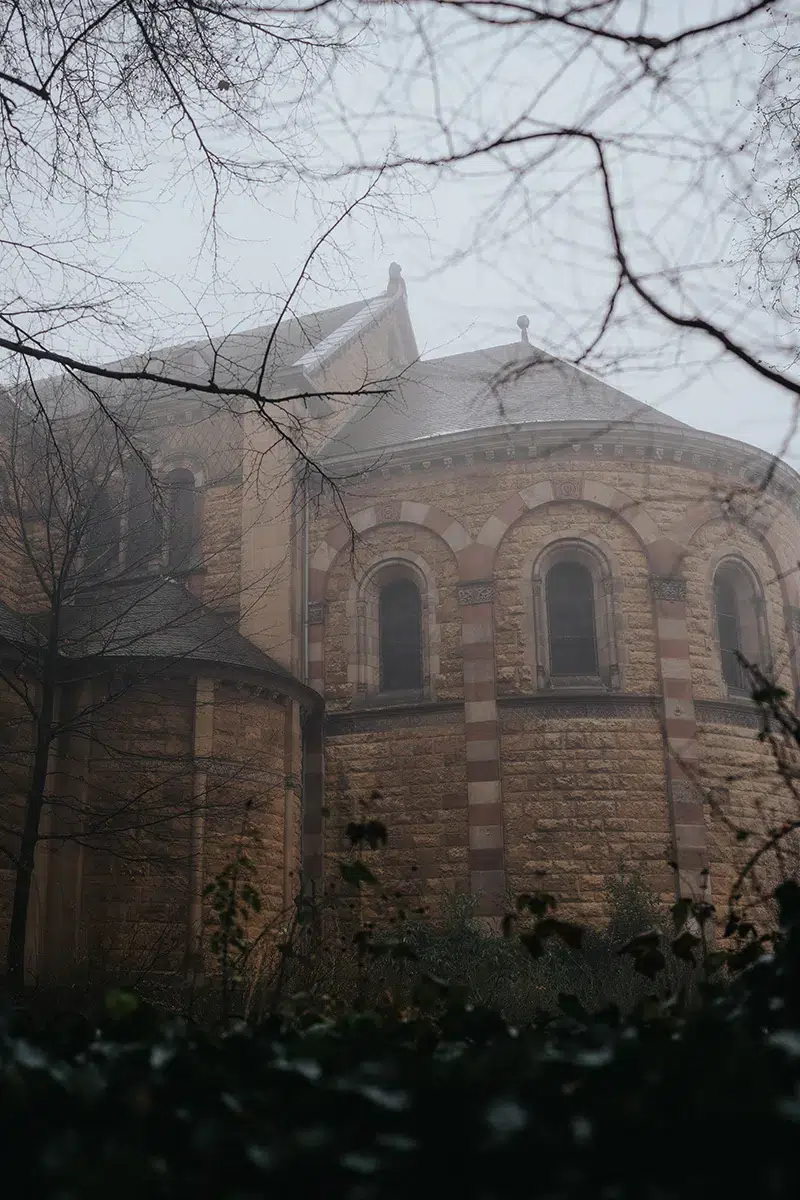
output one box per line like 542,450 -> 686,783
1,264 -> 799,979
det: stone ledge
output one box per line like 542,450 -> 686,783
498,693 -> 660,721
695,699 -> 762,729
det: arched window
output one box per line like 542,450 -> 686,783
379,578 -> 423,692
545,560 -> 599,676
165,469 -> 197,572
83,487 -> 121,577
713,560 -> 766,695
125,459 -> 161,572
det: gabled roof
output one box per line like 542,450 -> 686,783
17,268 -> 416,417
323,342 -> 691,460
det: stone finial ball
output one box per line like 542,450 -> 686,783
517,315 -> 530,330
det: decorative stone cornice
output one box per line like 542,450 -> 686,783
326,702 -> 462,735
320,421 -> 800,516
458,580 -> 495,606
323,692 -> 768,733
499,694 -> 659,722
650,575 -> 687,602
695,699 -> 761,730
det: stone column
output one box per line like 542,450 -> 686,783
458,580 -> 505,916
650,575 -> 709,900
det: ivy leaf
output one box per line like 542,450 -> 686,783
671,929 -> 701,964
551,920 -> 584,950
519,931 -> 545,959
339,860 -> 378,888
670,898 -> 692,931
364,819 -> 388,849
633,947 -> 667,980
616,930 -> 661,956
105,988 -> 140,1021
558,993 -> 588,1022
775,881 -> 800,928
517,892 -> 557,917
705,950 -> 730,973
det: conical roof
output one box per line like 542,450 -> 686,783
324,343 -> 690,460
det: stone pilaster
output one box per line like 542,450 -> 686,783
650,575 -> 709,900
458,580 -> 505,915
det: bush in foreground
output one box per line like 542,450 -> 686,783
1,883 -> 799,1199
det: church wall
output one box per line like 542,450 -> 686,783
695,718 -> 800,921
239,432 -> 296,668
324,711 -> 469,912
499,707 -> 673,922
197,481 -> 243,612
77,676 -> 196,973
204,682 -> 291,934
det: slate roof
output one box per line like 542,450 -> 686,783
0,598 -> 40,649
323,343 -> 690,460
18,296 -> 374,416
55,577 -> 293,678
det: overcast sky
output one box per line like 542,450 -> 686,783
21,2 -> 800,467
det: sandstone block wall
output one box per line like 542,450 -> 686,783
324,712 -> 468,912
311,444 -> 800,923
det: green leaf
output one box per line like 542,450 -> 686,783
775,881 -> 800,927
105,988 -> 140,1021
339,859 -> 378,888
519,931 -> 545,959
705,950 -> 729,973
517,891 -> 557,917
670,898 -> 692,931
616,929 -> 660,956
558,993 -> 587,1021
551,920 -> 584,950
364,819 -> 388,849
671,929 -> 701,963
633,947 -> 667,980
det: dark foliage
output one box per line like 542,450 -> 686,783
1,882 -> 800,1198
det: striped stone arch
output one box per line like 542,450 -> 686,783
663,499 -> 800,697
474,479 -> 664,575
308,499 -> 472,602
663,500 -> 800,607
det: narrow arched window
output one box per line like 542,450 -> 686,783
126,459 -> 160,572
546,560 -> 598,676
713,563 -> 766,694
165,469 -> 197,572
84,488 -> 120,577
379,578 -> 423,691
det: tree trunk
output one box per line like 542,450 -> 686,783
6,626 -> 59,990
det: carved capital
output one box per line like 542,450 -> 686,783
650,575 -> 687,602
307,600 -> 327,625
458,580 -> 495,606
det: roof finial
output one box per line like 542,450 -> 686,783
517,314 -> 530,345
386,262 -> 404,295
